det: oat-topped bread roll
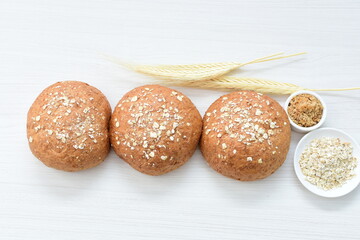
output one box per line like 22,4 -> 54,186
201,91 -> 291,181
110,85 -> 202,175
27,81 -> 111,171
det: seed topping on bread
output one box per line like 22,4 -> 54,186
113,87 -> 192,161
203,92 -> 287,163
28,83 -> 106,152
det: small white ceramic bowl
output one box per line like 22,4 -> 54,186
285,90 -> 327,133
294,128 -> 360,198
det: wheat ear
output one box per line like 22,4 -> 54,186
103,52 -> 306,81
161,77 -> 360,95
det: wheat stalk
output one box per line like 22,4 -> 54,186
103,52 -> 306,81
162,77 -> 304,94
104,52 -> 360,94
160,77 -> 360,95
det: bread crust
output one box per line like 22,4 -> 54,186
110,85 -> 202,175
27,81 -> 111,171
201,91 -> 291,181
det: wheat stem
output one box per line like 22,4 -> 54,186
309,87 -> 360,91
242,52 -> 307,66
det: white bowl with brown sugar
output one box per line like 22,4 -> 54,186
285,90 -> 327,133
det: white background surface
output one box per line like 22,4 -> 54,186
1,1 -> 360,239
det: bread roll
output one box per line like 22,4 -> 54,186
27,81 -> 111,171
110,85 -> 202,175
201,91 -> 291,181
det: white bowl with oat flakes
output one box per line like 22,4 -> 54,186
294,128 -> 360,198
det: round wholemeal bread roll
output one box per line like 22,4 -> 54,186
110,85 -> 202,176
201,91 -> 291,181
27,81 -> 111,171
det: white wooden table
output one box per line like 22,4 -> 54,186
1,1 -> 360,239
